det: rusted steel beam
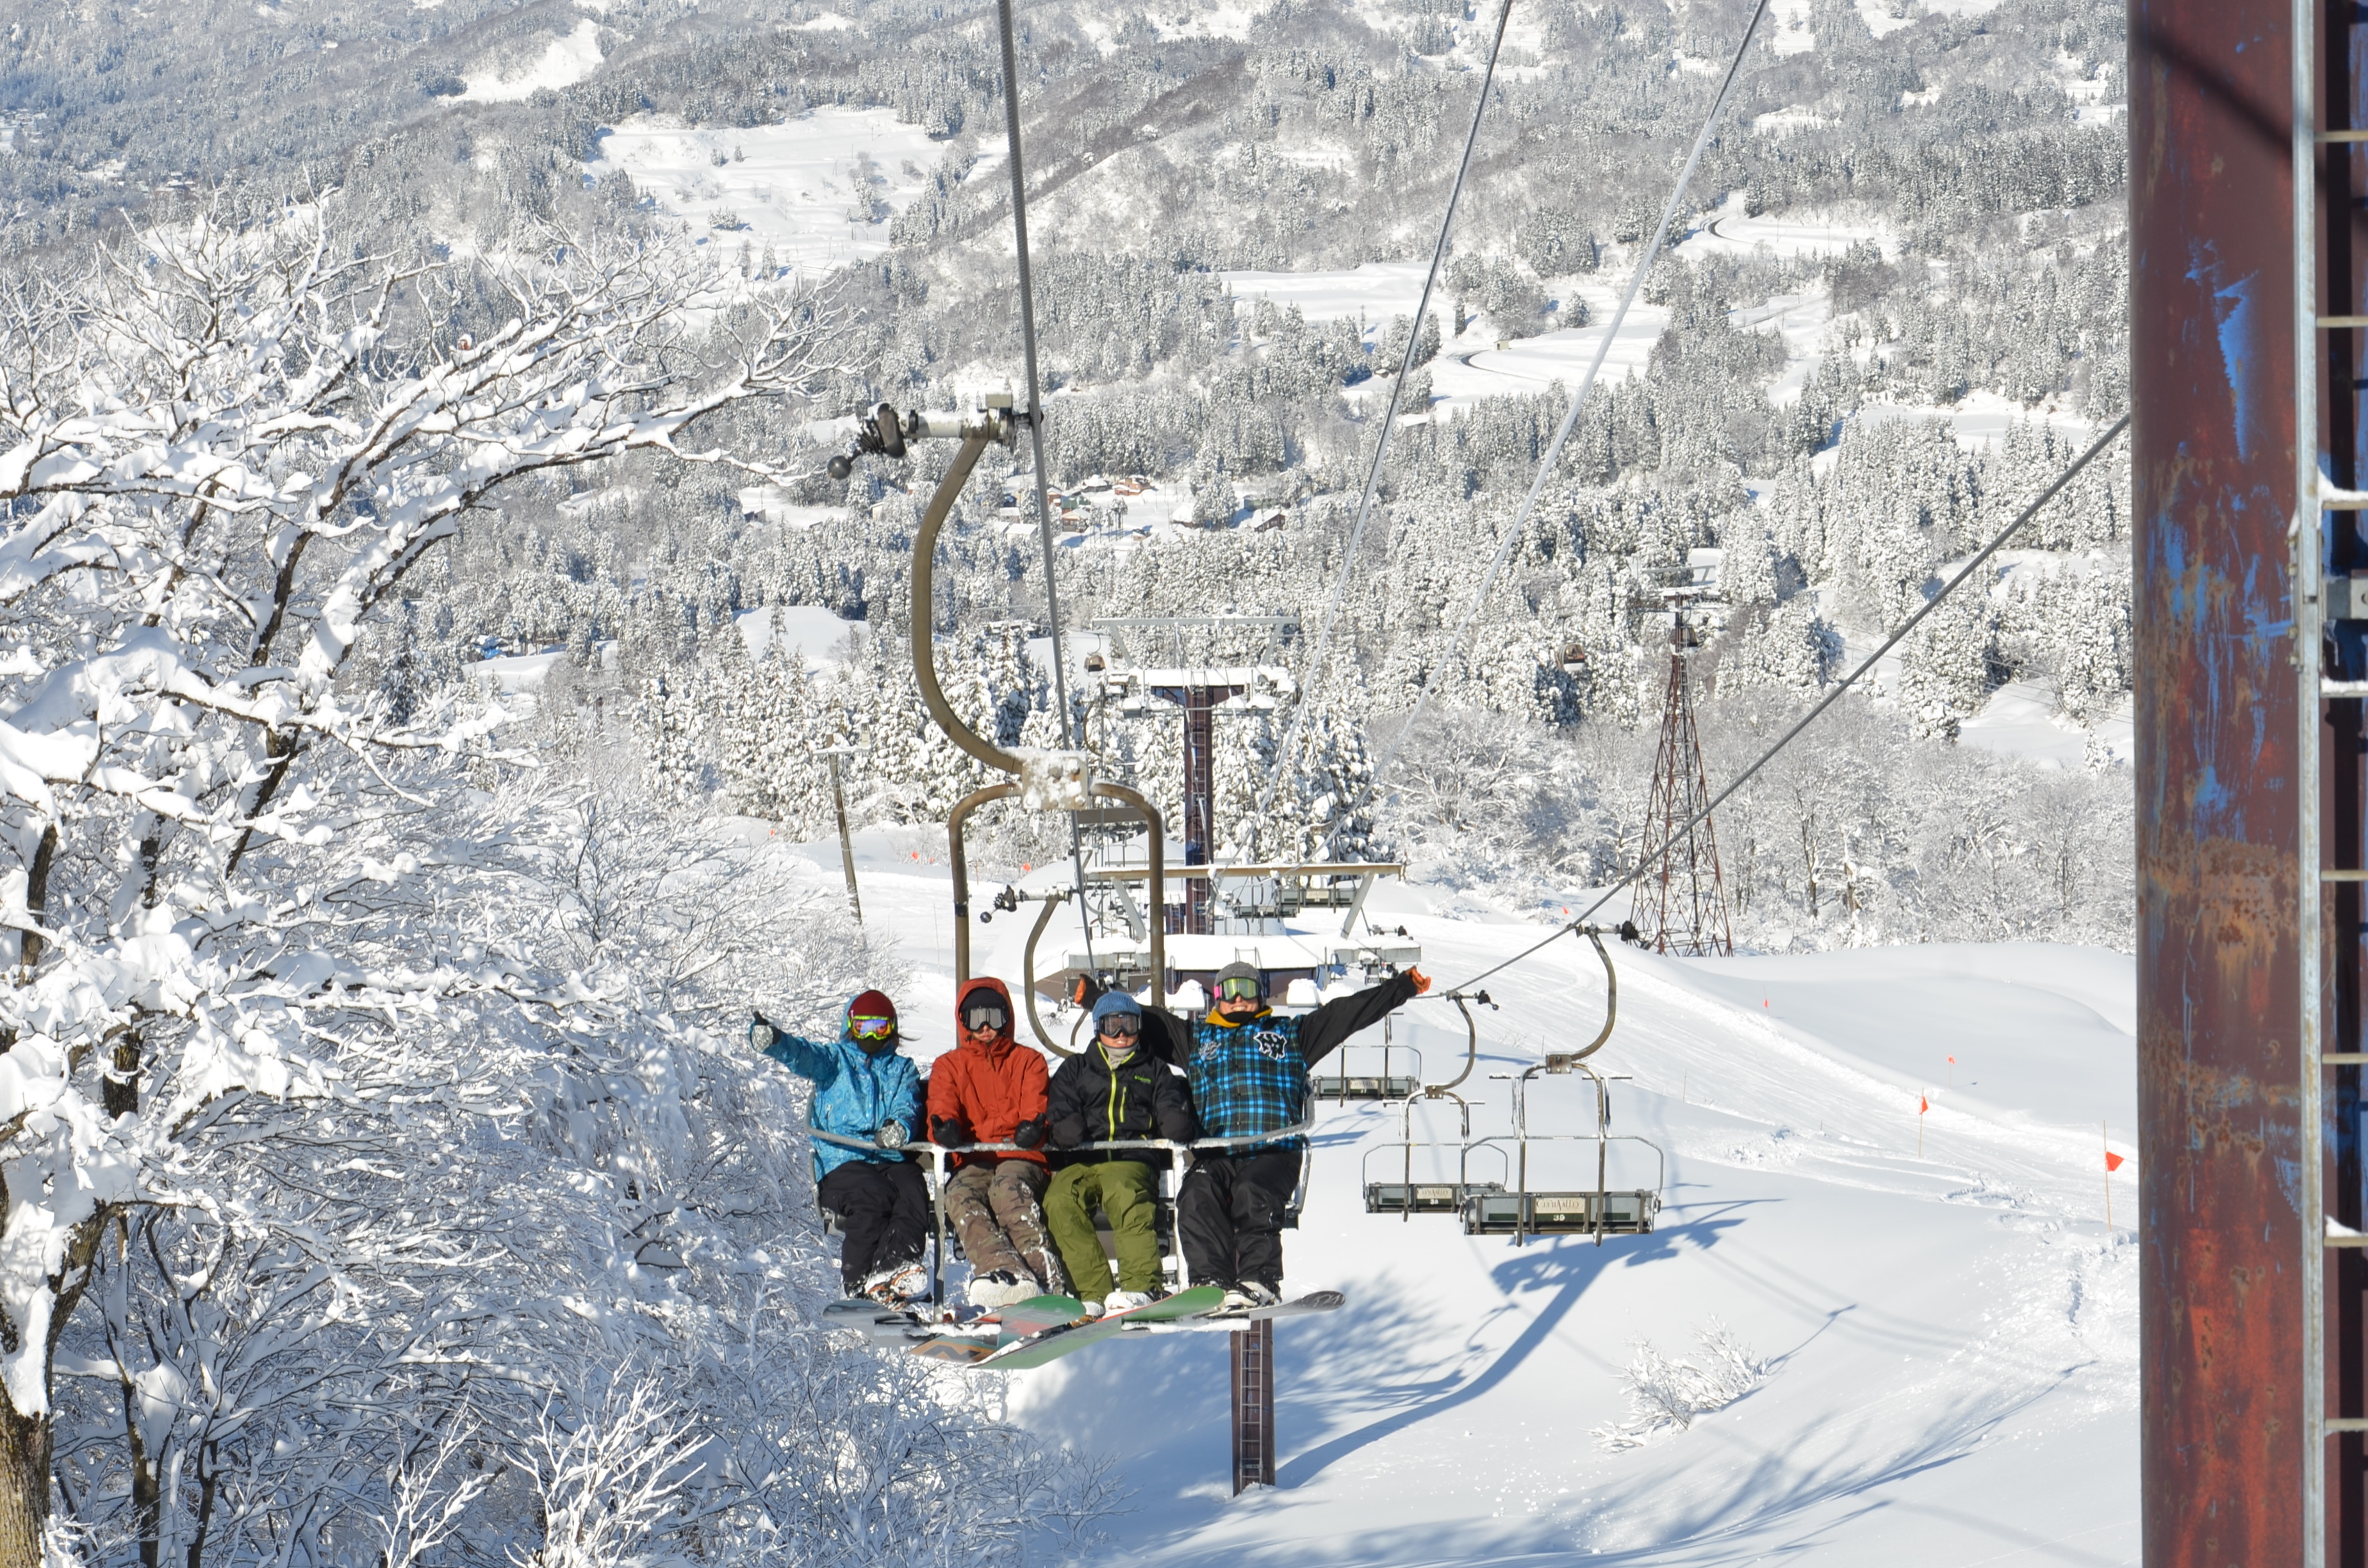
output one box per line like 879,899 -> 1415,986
2133,1 -> 2310,1563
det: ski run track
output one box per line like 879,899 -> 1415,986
803,832 -> 2138,1567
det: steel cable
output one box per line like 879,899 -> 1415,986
994,0 -> 1094,968
1238,0 -> 1521,845
1360,0 -> 1775,801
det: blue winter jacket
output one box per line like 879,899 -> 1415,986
763,1032 -> 924,1179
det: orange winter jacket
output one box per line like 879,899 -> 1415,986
926,978 -> 1049,1169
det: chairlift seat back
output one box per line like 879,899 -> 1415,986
1459,1189 -> 1659,1236
1364,1179 -> 1505,1215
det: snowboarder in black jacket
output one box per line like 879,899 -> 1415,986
1081,961 -> 1426,1309
1040,991 -> 1199,1312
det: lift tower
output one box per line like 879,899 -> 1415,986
1631,566 -> 1732,956
1092,614 -> 1295,935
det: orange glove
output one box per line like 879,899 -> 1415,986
1070,975 -> 1093,1007
1407,967 -> 1433,995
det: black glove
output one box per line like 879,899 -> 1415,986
931,1115 -> 973,1149
1156,1110 -> 1198,1143
1013,1117 -> 1048,1150
876,1120 -> 908,1150
748,1011 -> 778,1052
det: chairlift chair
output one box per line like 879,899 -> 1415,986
1454,927 -> 1663,1246
1360,1087 -> 1509,1216
816,1116 -> 1319,1314
1357,992 -> 1507,1216
1311,1017 -> 1422,1100
1464,1060 -> 1665,1245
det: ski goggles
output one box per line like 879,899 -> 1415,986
1097,1015 -> 1143,1039
1217,975 -> 1264,1002
961,1000 -> 1012,1033
847,1015 -> 896,1042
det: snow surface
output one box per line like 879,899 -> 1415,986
736,603 -> 866,668
585,110 -> 942,268
1218,265 -> 1668,416
460,19 -> 604,102
1674,193 -> 1892,263
797,838 -> 2137,1564
1957,678 -> 2135,770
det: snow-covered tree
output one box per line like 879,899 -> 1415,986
0,203 -> 855,1560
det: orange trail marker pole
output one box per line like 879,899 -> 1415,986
1917,1091 -> 1928,1157
2103,1121 -> 2127,1232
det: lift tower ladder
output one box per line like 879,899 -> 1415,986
1231,1317 -> 1277,1494
2299,0 -> 2368,1555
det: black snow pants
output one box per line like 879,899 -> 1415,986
1178,1148 -> 1301,1291
818,1159 -> 932,1292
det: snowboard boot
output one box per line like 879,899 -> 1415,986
861,1261 -> 930,1306
967,1270 -> 1035,1309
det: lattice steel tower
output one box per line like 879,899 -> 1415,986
1631,604 -> 1731,957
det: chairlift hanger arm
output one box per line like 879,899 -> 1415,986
1021,890 -> 1080,1059
1547,930 -> 1617,1069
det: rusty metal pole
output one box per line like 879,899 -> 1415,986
1148,680 -> 1245,935
2132,1 -> 2310,1562
823,747 -> 863,924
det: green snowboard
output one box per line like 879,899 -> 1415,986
962,1285 -> 1229,1370
905,1294 -> 1092,1366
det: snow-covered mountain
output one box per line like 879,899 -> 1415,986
0,0 -> 2142,1558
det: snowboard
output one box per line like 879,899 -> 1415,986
1199,1288 -> 1348,1325
956,1285 -> 1229,1370
821,1297 -> 934,1346
824,1293 -> 1086,1355
905,1293 -> 1095,1366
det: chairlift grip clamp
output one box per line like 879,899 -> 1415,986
826,403 -> 1019,479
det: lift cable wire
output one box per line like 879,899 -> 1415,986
1440,412 -> 2130,996
1240,0 -> 1520,841
996,0 -> 1094,970
1358,0 -> 1773,808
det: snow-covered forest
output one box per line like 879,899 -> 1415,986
0,0 -> 2135,1557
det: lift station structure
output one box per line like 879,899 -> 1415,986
1069,614 -> 1422,1000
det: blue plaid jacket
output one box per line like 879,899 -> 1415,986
1137,972 -> 1418,1154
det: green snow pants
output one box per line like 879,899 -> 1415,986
1044,1160 -> 1162,1299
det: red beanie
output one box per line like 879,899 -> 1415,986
845,990 -> 898,1034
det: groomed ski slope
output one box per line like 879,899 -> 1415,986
818,838 -> 2138,1566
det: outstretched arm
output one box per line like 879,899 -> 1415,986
1297,971 -> 1424,1068
753,1015 -> 841,1088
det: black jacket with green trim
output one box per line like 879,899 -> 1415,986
1045,1041 -> 1197,1167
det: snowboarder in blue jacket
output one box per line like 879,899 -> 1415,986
750,989 -> 931,1303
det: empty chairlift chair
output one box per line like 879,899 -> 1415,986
1451,926 -> 1665,1246
1360,992 -> 1508,1217
1313,1017 -> 1422,1102
1464,1059 -> 1665,1245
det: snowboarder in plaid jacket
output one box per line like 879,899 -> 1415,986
749,990 -> 930,1305
1091,960 -> 1426,1310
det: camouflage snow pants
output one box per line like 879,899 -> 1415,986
942,1158 -> 1066,1293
